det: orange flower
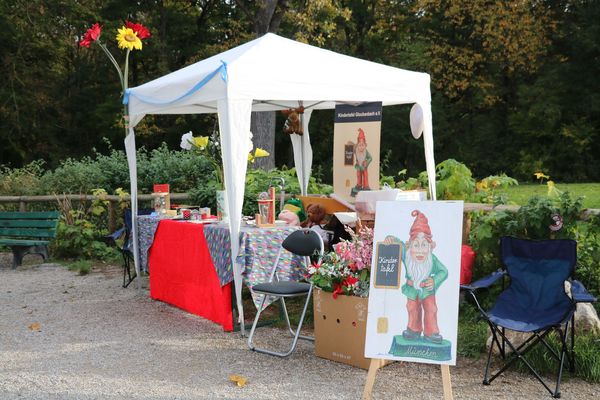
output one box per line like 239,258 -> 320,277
125,21 -> 151,40
79,23 -> 102,48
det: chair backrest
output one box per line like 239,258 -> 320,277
282,228 -> 324,257
124,208 -> 154,232
500,236 -> 576,315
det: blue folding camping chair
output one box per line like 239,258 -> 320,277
462,236 -> 596,398
105,208 -> 153,288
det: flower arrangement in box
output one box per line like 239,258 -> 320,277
307,225 -> 373,298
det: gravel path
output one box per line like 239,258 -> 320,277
1,256 -> 599,400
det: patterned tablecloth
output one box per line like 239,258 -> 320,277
137,216 -> 305,308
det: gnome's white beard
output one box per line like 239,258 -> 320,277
406,251 -> 433,293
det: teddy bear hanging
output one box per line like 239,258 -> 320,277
281,106 -> 305,135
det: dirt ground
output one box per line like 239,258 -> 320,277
1,254 -> 599,399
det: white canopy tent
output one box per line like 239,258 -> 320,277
124,33 -> 437,333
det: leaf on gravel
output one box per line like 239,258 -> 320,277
28,323 -> 41,331
229,374 -> 248,387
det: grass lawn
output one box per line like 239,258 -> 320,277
502,183 -> 600,209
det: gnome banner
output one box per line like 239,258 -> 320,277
365,201 -> 463,365
333,102 -> 382,202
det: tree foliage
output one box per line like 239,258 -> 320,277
0,0 -> 598,183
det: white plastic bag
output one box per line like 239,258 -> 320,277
354,186 -> 401,220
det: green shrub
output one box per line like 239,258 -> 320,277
188,165 -> 333,216
51,191 -> 117,261
0,160 -> 45,196
394,159 -> 517,203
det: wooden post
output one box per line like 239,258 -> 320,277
441,364 -> 454,400
19,200 -> 26,212
107,200 -> 116,233
362,359 -> 453,400
362,359 -> 382,400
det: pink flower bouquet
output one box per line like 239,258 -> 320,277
307,226 -> 373,298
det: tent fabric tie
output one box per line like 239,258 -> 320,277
122,60 -> 228,106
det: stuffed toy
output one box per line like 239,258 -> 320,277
278,210 -> 300,226
281,106 -> 305,135
301,203 -> 327,228
283,196 -> 306,221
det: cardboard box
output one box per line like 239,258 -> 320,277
299,196 -> 353,215
313,288 -> 389,369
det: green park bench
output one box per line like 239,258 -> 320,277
0,211 -> 60,269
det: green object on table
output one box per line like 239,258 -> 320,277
285,197 -> 306,221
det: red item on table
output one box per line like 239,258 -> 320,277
153,183 -> 170,193
149,220 -> 233,331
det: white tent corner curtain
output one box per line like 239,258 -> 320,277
124,33 -> 437,333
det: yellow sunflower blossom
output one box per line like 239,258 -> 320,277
254,148 -> 270,158
193,136 -> 209,149
248,148 -> 269,163
116,27 -> 142,51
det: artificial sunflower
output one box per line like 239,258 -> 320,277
193,136 -> 209,149
79,23 -> 102,48
125,21 -> 151,40
116,27 -> 142,51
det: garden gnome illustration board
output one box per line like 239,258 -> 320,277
365,201 -> 463,365
333,102 -> 381,202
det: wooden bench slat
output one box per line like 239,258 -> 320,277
0,211 -> 60,220
0,228 -> 57,238
0,220 -> 59,229
0,239 -> 49,246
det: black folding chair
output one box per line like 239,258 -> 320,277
247,228 -> 324,357
462,236 -> 596,398
105,208 -> 153,288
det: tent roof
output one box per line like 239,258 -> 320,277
126,33 -> 431,118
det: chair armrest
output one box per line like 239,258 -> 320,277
103,227 -> 125,245
460,269 -> 506,291
571,280 -> 597,303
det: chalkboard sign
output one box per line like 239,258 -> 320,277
344,143 -> 355,165
374,242 -> 402,289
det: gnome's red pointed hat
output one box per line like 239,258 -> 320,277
357,128 -> 366,143
409,210 -> 432,242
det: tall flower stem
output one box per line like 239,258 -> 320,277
122,49 -> 131,133
96,42 -> 124,90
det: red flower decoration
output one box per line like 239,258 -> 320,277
79,23 -> 102,48
332,283 -> 343,299
348,262 -> 357,272
125,21 -> 151,40
343,276 -> 359,287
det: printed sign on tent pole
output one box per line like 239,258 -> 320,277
333,102 -> 382,203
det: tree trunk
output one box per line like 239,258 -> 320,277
250,111 -> 276,170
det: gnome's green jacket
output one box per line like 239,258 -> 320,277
401,246 -> 448,300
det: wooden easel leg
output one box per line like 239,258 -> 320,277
441,364 -> 454,400
362,359 -> 382,400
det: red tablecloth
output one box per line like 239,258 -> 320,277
148,220 -> 233,331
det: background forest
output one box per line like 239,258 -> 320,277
0,0 -> 599,183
